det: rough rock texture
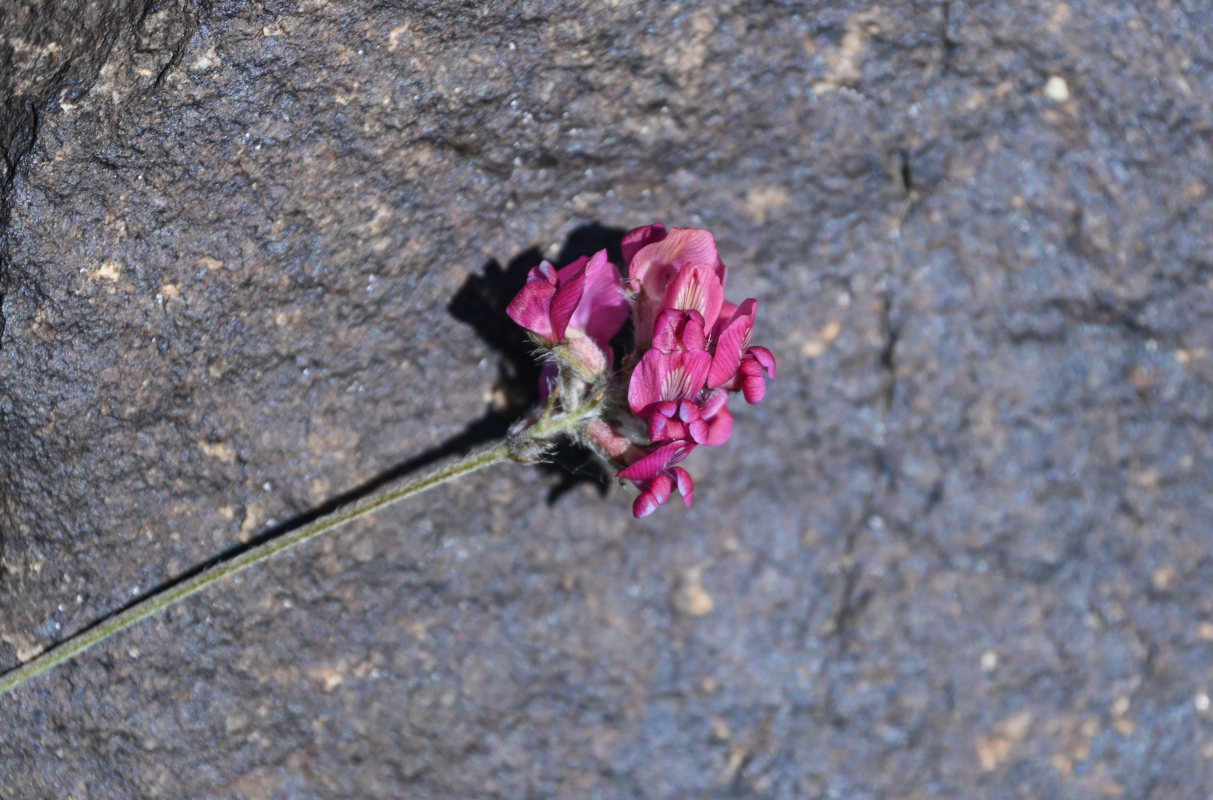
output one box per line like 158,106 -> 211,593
2,1 -> 1212,797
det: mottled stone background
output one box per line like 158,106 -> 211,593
2,1 -> 1211,797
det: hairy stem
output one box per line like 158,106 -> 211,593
1,438 -> 521,697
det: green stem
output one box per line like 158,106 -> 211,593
1,396 -> 605,698
1,439 -> 518,697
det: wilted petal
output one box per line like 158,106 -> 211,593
621,223 -> 667,264
585,419 -> 632,458
559,332 -> 609,379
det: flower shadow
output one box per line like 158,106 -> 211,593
447,222 -> 629,503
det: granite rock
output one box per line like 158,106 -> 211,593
2,1 -> 1211,797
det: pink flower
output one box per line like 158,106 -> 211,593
616,440 -> 696,518
706,299 -> 778,402
626,341 -> 733,447
623,225 -> 727,343
506,223 -> 776,519
506,250 -> 629,377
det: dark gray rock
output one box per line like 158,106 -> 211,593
2,1 -> 1211,797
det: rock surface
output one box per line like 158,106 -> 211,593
2,1 -> 1212,797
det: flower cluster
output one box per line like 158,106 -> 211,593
507,224 -> 775,518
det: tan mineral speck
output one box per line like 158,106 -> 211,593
92,259 -> 123,281
1150,565 -> 1176,592
1044,75 -> 1071,103
189,47 -> 220,72
709,718 -> 731,742
976,711 -> 1032,771
743,185 -> 790,224
980,649 -> 999,672
199,440 -> 237,464
673,568 -> 714,617
800,319 -> 842,358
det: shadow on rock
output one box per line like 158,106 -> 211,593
449,221 -> 630,503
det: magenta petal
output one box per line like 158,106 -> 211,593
702,402 -> 733,446
712,300 -> 738,339
749,345 -> 777,378
660,350 -> 712,404
682,312 -> 708,351
743,374 -> 766,404
649,473 -> 674,505
650,309 -> 683,352
628,349 -> 711,412
738,358 -> 766,403
699,388 -> 729,419
633,493 -> 658,518
648,412 -> 668,442
571,250 -> 629,347
618,440 -> 694,482
506,273 -> 558,342
628,349 -> 668,412
547,256 -> 587,340
707,299 -> 756,388
622,223 -> 667,265
672,467 -> 694,507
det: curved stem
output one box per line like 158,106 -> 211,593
0,440 -> 513,697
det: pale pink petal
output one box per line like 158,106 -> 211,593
660,263 -> 725,332
628,227 -> 721,286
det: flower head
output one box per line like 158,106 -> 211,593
507,224 -> 775,518
506,250 -> 629,379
